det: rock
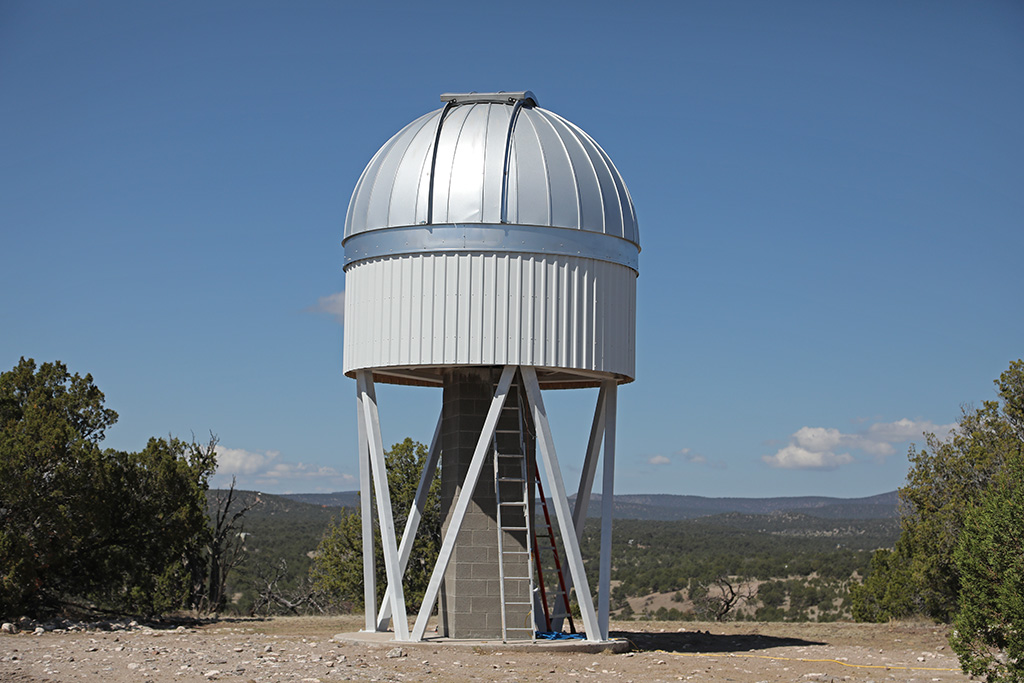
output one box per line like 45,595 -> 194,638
1,623 -> 16,634
385,647 -> 406,659
33,627 -> 45,635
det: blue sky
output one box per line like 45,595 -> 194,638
2,1 -> 1021,498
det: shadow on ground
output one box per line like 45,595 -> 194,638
614,629 -> 825,654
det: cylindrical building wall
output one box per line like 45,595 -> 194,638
343,252 -> 636,387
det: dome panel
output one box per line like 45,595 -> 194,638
524,111 -> 579,231
506,119 -> 548,226
386,114 -> 436,227
446,105 -> 491,224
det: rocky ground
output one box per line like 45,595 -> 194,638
1,615 -> 971,683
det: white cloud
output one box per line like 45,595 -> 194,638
793,426 -> 843,453
212,445 -> 355,493
763,445 -> 853,470
670,447 -> 727,469
648,454 -> 671,465
308,290 -> 345,323
678,448 -> 707,465
215,446 -> 281,475
866,418 -> 955,444
764,418 -> 955,470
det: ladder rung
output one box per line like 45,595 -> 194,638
501,550 -> 530,555
503,600 -> 532,605
499,500 -> 527,506
496,452 -> 524,457
498,477 -> 525,483
495,429 -> 520,434
500,526 -> 528,531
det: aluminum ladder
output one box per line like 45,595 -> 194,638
493,381 -> 535,642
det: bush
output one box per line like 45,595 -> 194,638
949,451 -> 1024,682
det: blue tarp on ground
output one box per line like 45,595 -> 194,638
535,631 -> 585,640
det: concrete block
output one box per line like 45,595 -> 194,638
470,562 -> 499,580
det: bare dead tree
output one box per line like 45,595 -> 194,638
250,559 -> 332,616
694,575 -> 758,621
206,475 -> 261,614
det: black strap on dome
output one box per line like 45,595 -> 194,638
500,99 -> 527,224
426,98 -> 457,225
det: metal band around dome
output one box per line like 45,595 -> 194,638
342,224 -> 639,271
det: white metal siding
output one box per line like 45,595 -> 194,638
343,253 -> 636,382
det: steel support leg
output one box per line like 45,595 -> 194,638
357,371 -> 410,640
598,380 -> 617,640
356,379 -> 376,632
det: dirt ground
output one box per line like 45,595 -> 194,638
1,615 -> 971,683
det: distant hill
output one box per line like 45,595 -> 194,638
279,491 -> 361,509
583,491 -> 899,520
278,490 -> 899,520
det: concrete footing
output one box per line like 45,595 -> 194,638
331,630 -> 631,653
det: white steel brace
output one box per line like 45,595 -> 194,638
376,413 -> 443,631
356,371 -> 410,640
552,380 -> 616,639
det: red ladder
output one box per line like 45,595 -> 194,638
530,460 -> 576,634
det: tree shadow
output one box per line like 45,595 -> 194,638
612,628 -> 825,654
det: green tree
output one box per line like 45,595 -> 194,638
849,546 -> 918,622
851,360 -> 1023,623
0,358 -> 119,614
310,438 -> 440,612
0,358 -> 215,617
949,447 -> 1024,681
95,435 -> 216,615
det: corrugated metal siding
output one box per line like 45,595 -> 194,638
343,253 -> 635,381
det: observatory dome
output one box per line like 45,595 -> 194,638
344,91 -> 639,268
343,92 -> 640,388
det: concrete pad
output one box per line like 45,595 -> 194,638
332,629 -> 631,653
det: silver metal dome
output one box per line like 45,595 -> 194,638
343,92 -> 639,271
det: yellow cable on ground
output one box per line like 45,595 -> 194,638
658,650 -> 959,672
